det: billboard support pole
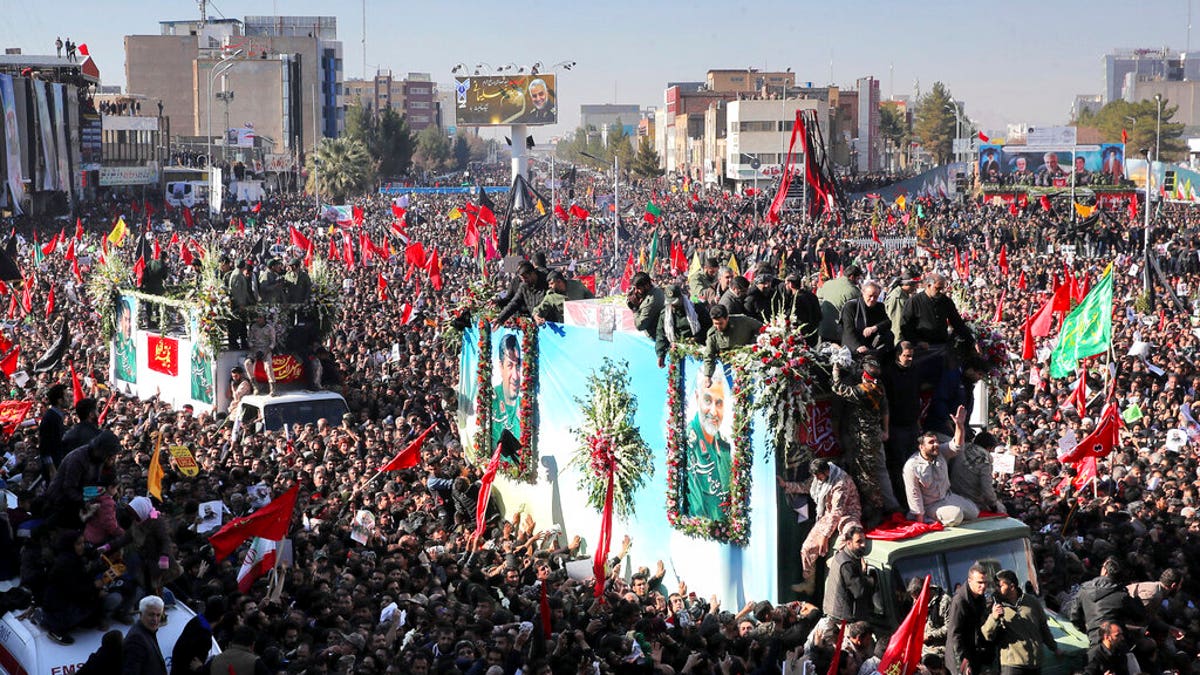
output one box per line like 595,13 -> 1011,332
511,123 -> 528,184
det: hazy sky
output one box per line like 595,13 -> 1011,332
2,0 -> 1195,139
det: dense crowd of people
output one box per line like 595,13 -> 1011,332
0,164 -> 1197,675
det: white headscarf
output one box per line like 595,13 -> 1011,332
129,496 -> 158,522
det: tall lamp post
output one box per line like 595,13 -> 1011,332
205,49 -> 244,166
945,101 -> 963,166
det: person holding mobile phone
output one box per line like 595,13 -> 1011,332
981,569 -> 1058,675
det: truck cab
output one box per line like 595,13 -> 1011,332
238,390 -> 349,432
846,517 -> 1088,675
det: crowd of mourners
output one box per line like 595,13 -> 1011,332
0,162 -> 1198,675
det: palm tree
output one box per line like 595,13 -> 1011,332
305,137 -> 375,203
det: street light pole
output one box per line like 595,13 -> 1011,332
1155,93 -> 1163,166
205,50 -> 244,167
1144,147 -> 1153,301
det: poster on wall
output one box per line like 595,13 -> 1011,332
190,341 -> 214,404
460,321 -> 538,480
666,355 -> 753,544
114,296 -> 137,383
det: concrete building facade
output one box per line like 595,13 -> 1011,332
724,98 -> 828,189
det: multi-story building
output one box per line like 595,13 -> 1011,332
125,14 -> 343,160
706,69 -> 795,96
1105,48 -> 1200,103
724,98 -> 829,191
855,76 -> 881,172
343,71 -> 438,131
580,104 -> 641,137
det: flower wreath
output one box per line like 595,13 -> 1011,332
664,344 -> 754,546
470,317 -> 538,482
568,358 -> 654,519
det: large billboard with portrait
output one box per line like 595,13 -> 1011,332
978,143 -> 1126,187
454,74 -> 558,126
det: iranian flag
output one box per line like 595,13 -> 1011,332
237,537 -> 278,592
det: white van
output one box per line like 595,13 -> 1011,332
238,390 -> 349,432
164,181 -> 208,209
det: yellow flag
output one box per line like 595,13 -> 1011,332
148,433 -> 163,501
638,246 -> 646,270
448,207 -> 463,220
327,224 -> 336,235
728,253 -> 740,277
107,217 -> 128,247
688,251 -> 701,276
1073,202 -> 1096,218
535,200 -> 546,216
894,195 -> 907,211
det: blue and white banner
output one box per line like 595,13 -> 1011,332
0,75 -> 24,214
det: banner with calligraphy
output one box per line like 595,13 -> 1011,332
798,398 -> 841,458
0,400 -> 33,436
147,334 -> 180,376
252,353 -> 304,383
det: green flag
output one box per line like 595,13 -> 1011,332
648,230 -> 659,267
1122,403 -> 1144,423
644,200 -> 662,223
1049,264 -> 1113,378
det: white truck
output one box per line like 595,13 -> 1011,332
108,290 -> 347,427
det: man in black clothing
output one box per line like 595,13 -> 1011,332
170,596 -> 224,675
902,272 -> 974,387
38,384 -> 69,480
882,342 -> 921,502
782,273 -> 822,346
1070,557 -> 1148,646
822,525 -> 875,622
841,280 -> 894,358
1083,621 -> 1131,675
62,397 -> 102,452
493,261 -> 548,325
743,274 -> 778,322
946,563 -> 995,675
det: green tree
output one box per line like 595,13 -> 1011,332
1074,97 -> 1187,161
374,109 -> 414,177
452,132 -> 471,170
914,82 -> 958,165
607,119 -> 635,170
344,103 -> 372,145
306,137 -> 375,202
413,125 -> 452,174
557,125 -> 610,169
630,137 -> 664,178
879,103 -> 909,170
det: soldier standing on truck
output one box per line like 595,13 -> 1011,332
226,258 -> 254,350
244,314 -> 280,396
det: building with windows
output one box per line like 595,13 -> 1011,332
343,71 -> 438,131
1104,48 -> 1200,103
724,98 -> 828,190
125,14 -> 343,162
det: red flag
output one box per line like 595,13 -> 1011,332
767,110 -> 803,224
351,205 -> 364,227
70,361 -> 84,404
619,252 -> 634,293
71,258 -> 82,282
152,238 -> 161,261
474,443 -> 505,540
405,242 -> 426,269
97,391 -> 116,425
554,202 -> 569,223
997,244 -> 1009,275
977,131 -> 990,144
303,241 -> 314,269
390,219 -> 409,243
578,275 -> 596,294
1030,296 -> 1056,338
1069,371 -> 1089,418
167,232 -> 179,251
77,43 -> 89,57
992,290 -> 1005,323
182,206 -> 194,228
208,484 -> 300,561
328,236 -> 341,262
1059,402 -> 1123,464
20,282 -> 31,315
1017,270 -> 1027,291
593,470 -> 615,599
1121,128 -> 1128,144
1021,315 -> 1035,361
343,233 -> 355,270
1039,195 -> 1053,213
133,255 -> 146,287
391,203 -> 406,219
427,248 -> 443,291
399,303 -> 414,325
1051,281 -> 1073,315
41,232 -> 59,257
0,346 -> 18,376
878,575 -> 930,675
1071,455 -> 1098,491
464,218 -> 480,248
569,204 -> 590,222
871,226 -> 881,244
1128,195 -> 1139,222
377,272 -> 388,301
289,226 -> 311,252
378,424 -> 435,472
251,201 -> 263,214
45,285 -> 55,316
827,620 -> 848,675
74,218 -> 83,240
